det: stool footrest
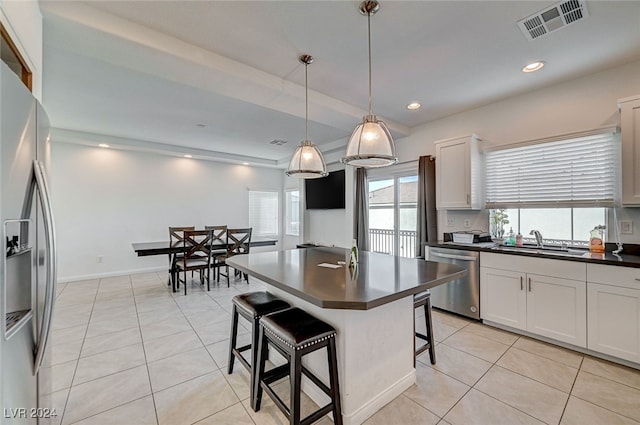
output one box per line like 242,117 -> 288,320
232,347 -> 252,372
262,364 -> 290,385
301,404 -> 334,425
261,384 -> 290,416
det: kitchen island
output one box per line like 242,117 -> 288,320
227,247 -> 466,425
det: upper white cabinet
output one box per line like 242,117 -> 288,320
434,135 -> 483,210
587,264 -> 640,363
619,95 -> 640,206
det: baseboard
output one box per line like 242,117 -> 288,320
302,369 -> 416,425
58,266 -> 167,283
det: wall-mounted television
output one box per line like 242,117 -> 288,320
305,169 -> 346,209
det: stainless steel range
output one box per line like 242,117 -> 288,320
427,246 -> 480,319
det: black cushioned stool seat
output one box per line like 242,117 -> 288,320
414,290 -> 436,365
254,307 -> 342,425
228,292 -> 291,407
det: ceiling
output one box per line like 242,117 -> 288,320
40,1 -> 640,167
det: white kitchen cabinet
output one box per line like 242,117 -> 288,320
587,264 -> 640,363
619,95 -> 640,206
434,135 -> 483,210
480,253 -> 587,347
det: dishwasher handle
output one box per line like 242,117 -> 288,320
431,252 -> 478,262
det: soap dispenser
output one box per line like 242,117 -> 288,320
507,227 -> 516,246
589,225 -> 605,253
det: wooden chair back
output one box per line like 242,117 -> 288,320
226,228 -> 252,256
169,226 -> 195,248
181,229 -> 213,266
204,225 -> 227,249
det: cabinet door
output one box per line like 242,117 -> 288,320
620,96 -> 640,206
435,138 -> 470,209
526,274 -> 586,347
480,267 -> 526,330
588,282 -> 640,363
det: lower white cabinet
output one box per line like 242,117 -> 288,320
587,264 -> 640,363
480,253 -> 587,347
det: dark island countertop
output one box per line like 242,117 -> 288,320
426,242 -> 640,269
226,247 -> 466,310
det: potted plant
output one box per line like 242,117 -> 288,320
490,209 -> 509,241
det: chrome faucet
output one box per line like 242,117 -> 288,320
529,230 -> 544,248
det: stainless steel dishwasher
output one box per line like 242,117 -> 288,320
427,246 -> 480,319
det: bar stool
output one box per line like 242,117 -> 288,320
414,291 -> 436,365
253,307 -> 342,425
228,292 -> 291,406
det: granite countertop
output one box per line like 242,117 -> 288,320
426,241 -> 640,269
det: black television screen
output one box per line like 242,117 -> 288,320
305,170 -> 346,209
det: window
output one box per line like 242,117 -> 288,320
249,190 -> 279,236
491,207 -> 606,246
485,132 -> 619,208
368,174 -> 418,257
285,189 -> 300,236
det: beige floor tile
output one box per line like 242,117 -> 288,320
475,366 -> 568,425
63,366 -> 151,424
135,297 -> 179,314
572,371 -> 640,421
154,371 -> 240,425
71,396 -> 156,425
91,297 -> 136,312
73,343 -> 146,385
53,324 -> 87,344
143,328 -> 204,362
241,380 -> 324,425
194,320 -> 245,345
403,362 -> 470,417
463,323 -> 519,345
100,275 -> 131,285
136,305 -> 183,325
49,387 -> 69,425
364,395 -> 440,425
513,337 -> 583,368
89,303 -> 137,321
581,357 -> 640,390
52,337 -> 84,365
207,337 -> 251,369
442,330 -> 510,363
444,388 -> 545,425
185,308 -> 231,328
497,347 -> 579,392
422,343 -> 492,386
51,360 -> 77,393
140,315 -> 192,340
560,396 -> 640,425
223,367 -> 252,401
148,347 -> 217,391
81,327 -> 142,357
194,403 -> 254,425
85,314 -> 139,339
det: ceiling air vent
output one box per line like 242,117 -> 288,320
517,0 -> 589,41
269,139 -> 287,146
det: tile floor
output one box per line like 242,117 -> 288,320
46,271 -> 640,425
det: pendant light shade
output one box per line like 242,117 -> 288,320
342,0 -> 397,168
285,55 -> 328,179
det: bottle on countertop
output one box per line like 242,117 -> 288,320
506,227 -> 516,246
349,239 -> 359,268
515,232 -> 523,246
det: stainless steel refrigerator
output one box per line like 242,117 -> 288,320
1,62 -> 57,423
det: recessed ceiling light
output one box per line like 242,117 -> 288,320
183,154 -> 193,158
98,143 -> 110,148
407,102 -> 421,110
522,61 -> 545,73
242,162 -> 250,166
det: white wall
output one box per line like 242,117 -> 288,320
50,142 -> 284,281
311,59 -> 640,244
0,0 -> 43,99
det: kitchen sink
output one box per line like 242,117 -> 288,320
493,245 -> 589,258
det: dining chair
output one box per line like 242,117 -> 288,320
175,229 -> 213,295
168,226 -> 195,291
216,227 -> 252,287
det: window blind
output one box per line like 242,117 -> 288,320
249,190 -> 279,235
485,133 -> 619,208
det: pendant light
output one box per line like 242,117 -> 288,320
342,0 -> 397,168
285,55 -> 328,179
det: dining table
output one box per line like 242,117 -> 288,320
131,236 -> 278,257
227,246 -> 466,425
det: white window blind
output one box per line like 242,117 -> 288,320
249,190 -> 279,235
285,190 -> 300,236
485,133 -> 619,208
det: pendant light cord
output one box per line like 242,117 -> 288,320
305,62 -> 309,141
367,11 -> 373,115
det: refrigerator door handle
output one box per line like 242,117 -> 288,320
31,160 -> 57,375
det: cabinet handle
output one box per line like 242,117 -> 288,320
520,276 -> 523,291
466,194 -> 470,205
528,277 -> 532,292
